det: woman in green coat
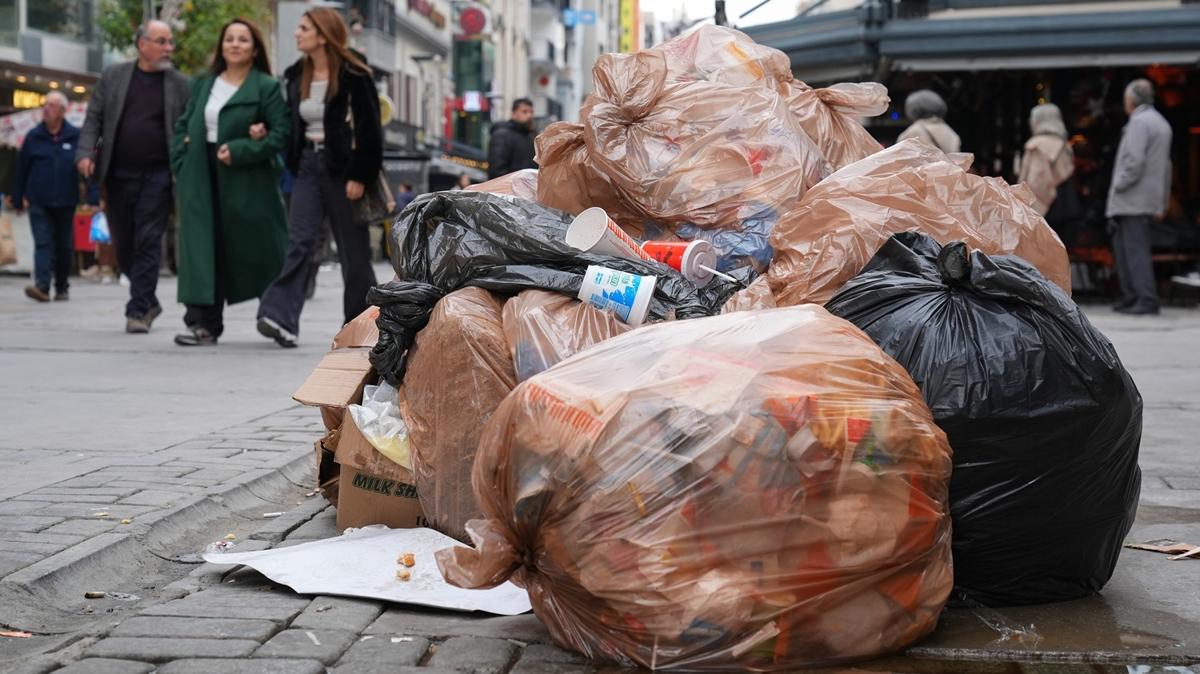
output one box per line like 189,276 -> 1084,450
170,18 -> 290,346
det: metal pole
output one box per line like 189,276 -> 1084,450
144,0 -> 156,22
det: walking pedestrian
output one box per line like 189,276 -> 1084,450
1107,78 -> 1173,315
170,18 -> 290,346
76,20 -> 190,333
486,98 -> 536,180
898,90 -> 961,154
1019,103 -> 1080,244
452,173 -> 471,190
9,92 -> 80,303
256,7 -> 382,348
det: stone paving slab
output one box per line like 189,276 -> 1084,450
253,628 -> 361,664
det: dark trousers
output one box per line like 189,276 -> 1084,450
106,168 -> 173,317
183,145 -> 227,336
28,204 -> 75,294
258,148 -> 376,335
1112,214 -> 1159,309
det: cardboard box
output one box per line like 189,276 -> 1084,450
316,434 -> 340,506
334,411 -> 426,531
292,349 -> 375,409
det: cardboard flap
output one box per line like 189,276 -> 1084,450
293,349 -> 375,407
332,307 -> 381,350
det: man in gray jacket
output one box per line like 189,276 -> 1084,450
76,20 -> 189,333
1106,78 -> 1173,315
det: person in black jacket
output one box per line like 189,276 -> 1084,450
9,91 -> 80,302
486,98 -> 536,180
255,6 -> 382,348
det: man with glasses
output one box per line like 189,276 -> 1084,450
77,20 -> 190,333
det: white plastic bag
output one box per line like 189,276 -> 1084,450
347,382 -> 412,470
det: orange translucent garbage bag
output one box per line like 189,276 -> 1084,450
768,139 -> 1071,306
721,276 -> 777,314
399,288 -> 516,543
437,306 -> 954,671
466,169 -> 540,202
501,289 -> 632,382
788,82 -> 887,171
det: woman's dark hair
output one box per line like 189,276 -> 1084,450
210,18 -> 272,75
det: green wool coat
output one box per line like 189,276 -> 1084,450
171,70 -> 290,306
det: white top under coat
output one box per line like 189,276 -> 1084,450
204,77 -> 241,143
300,80 -> 328,142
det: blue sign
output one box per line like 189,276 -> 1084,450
579,9 -> 596,25
562,8 -> 577,27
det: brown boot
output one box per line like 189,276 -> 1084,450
24,286 -> 50,302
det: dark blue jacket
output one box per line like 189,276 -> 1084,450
12,121 -> 80,208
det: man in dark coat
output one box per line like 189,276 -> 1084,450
76,20 -> 190,334
486,98 -> 536,180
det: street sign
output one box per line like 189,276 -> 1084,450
463,91 -> 482,112
579,10 -> 596,25
563,8 -> 577,28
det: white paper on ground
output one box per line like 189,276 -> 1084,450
202,525 -> 532,616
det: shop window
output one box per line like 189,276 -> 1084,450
0,0 -> 15,47
28,0 -> 92,41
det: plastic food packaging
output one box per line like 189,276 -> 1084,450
369,191 -> 737,386
437,306 -> 954,670
642,240 -> 717,285
347,382 -> 411,470
466,168 -> 540,202
566,207 -> 656,262
577,265 -> 657,327
826,232 -> 1142,606
768,139 -> 1071,307
399,287 -> 516,543
502,289 -> 632,382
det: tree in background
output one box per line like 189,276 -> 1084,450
97,0 -> 273,76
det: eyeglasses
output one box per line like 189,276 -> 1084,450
148,37 -> 175,46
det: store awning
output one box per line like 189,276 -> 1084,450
742,8 -> 879,83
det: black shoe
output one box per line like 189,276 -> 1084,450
1114,304 -> 1160,316
53,291 -> 69,302
1112,298 -> 1135,311
126,315 -> 150,333
257,317 -> 298,348
174,327 -> 218,346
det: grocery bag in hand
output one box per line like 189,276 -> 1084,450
826,232 -> 1142,606
437,306 -> 954,670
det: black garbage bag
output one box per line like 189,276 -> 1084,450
369,191 -> 751,385
825,231 -> 1142,606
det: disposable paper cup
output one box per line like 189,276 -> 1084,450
566,207 -> 655,262
641,240 -> 717,285
577,265 -> 656,327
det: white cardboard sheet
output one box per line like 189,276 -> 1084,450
203,526 -> 532,616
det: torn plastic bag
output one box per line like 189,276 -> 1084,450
400,287 -> 516,543
466,168 -> 540,202
347,381 -> 411,470
501,290 -> 633,382
369,191 -> 738,386
437,306 -> 954,671
768,139 -> 1071,307
825,232 -> 1142,606
721,276 -> 776,314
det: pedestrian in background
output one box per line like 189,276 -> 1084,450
76,20 -> 190,334
170,18 -> 290,346
452,173 -> 471,190
9,91 -> 79,303
486,97 -> 537,179
396,182 -> 415,210
1107,78 -> 1173,316
1019,103 -> 1080,244
898,89 -> 961,154
256,7 -> 382,348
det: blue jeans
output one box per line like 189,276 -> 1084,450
29,204 -> 75,294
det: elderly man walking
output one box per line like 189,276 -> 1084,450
898,89 -> 961,154
76,20 -> 190,333
1107,78 -> 1173,316
9,92 -> 80,302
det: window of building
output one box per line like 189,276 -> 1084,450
28,0 -> 92,41
0,0 -> 15,47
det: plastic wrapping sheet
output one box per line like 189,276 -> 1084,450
721,276 -> 777,314
826,232 -> 1142,606
767,140 -> 1071,307
502,289 -> 633,382
400,288 -> 516,543
466,168 -> 540,202
437,306 -> 954,670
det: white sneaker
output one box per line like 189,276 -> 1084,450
1171,272 -> 1200,288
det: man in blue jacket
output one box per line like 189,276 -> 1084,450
9,91 -> 80,302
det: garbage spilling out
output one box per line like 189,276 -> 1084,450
280,22 -> 1142,672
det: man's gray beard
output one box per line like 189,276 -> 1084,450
152,59 -> 175,72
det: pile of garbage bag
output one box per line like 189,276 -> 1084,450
286,21 -> 1144,672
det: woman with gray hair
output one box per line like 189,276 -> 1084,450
1018,103 -> 1076,218
897,89 -> 961,153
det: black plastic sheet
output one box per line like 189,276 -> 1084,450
370,191 -> 749,385
826,231 -> 1143,606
